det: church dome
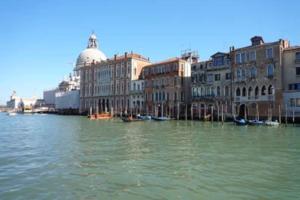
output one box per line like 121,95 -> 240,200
75,33 -> 107,70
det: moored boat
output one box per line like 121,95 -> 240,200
137,115 -> 151,120
233,118 -> 247,126
248,119 -> 264,126
88,113 -> 112,120
121,116 -> 144,122
151,116 -> 171,121
264,120 -> 280,126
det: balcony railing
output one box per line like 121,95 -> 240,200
234,95 -> 275,102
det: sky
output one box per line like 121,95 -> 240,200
0,0 -> 299,104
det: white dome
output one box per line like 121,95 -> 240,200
75,33 -> 107,70
75,48 -> 107,69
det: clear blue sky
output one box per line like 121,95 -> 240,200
0,0 -> 299,104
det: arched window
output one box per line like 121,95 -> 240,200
267,64 -> 274,77
248,87 -> 252,97
225,86 -> 229,97
268,85 -> 273,95
236,88 -> 241,96
261,85 -> 266,95
242,87 -> 246,96
217,86 -> 221,96
255,86 -> 259,97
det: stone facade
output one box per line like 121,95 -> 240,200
230,36 -> 290,119
79,52 -> 151,115
282,46 -> 300,117
191,52 -> 232,119
141,56 -> 194,118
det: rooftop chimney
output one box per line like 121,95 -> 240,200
251,36 -> 264,46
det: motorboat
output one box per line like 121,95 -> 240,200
121,116 -> 144,122
264,120 -> 280,126
88,113 -> 112,120
137,114 -> 151,120
233,118 -> 248,126
151,116 -> 171,121
248,119 -> 264,126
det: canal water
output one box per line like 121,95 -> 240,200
0,113 -> 299,200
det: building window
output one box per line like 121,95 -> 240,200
207,74 -> 213,83
225,73 -> 231,80
213,57 -> 224,66
250,67 -> 257,78
255,86 -> 259,97
261,85 -> 266,95
242,69 -> 246,79
217,86 -> 221,96
215,74 -> 221,81
225,86 -> 229,97
248,87 -> 252,97
266,48 -> 273,59
267,64 -> 274,77
290,98 -> 300,107
249,51 -> 256,61
296,67 -> 300,75
296,52 -> 300,61
242,87 -> 246,96
268,85 -> 274,95
236,88 -> 241,96
241,52 -> 246,63
237,69 -> 241,79
235,53 -> 241,64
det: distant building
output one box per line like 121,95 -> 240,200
6,91 -> 38,111
283,46 -> 300,117
43,71 -> 80,113
43,89 -> 57,108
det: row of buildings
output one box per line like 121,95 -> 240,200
44,34 -> 300,120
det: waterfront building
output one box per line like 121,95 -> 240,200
282,46 -> 300,118
141,51 -> 197,118
6,91 -> 38,111
77,34 -> 151,114
129,79 -> 145,115
230,36 -> 290,119
191,52 -> 232,119
43,89 -> 57,108
43,71 -> 80,114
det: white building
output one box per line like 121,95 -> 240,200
43,89 -> 57,107
6,91 -> 38,110
55,90 -> 80,111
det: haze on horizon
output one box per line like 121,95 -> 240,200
0,0 -> 299,104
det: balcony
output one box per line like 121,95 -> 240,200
234,95 -> 274,102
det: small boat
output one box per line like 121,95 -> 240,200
151,116 -> 171,121
248,119 -> 264,126
7,112 -> 17,116
137,114 -> 151,120
233,118 -> 248,126
88,113 -> 112,120
264,120 -> 280,126
121,116 -> 143,122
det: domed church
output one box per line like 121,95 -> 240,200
75,33 -> 107,70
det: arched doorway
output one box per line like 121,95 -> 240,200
239,104 -> 248,119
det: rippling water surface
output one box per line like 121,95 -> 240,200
0,113 -> 300,199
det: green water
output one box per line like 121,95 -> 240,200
0,113 -> 299,199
